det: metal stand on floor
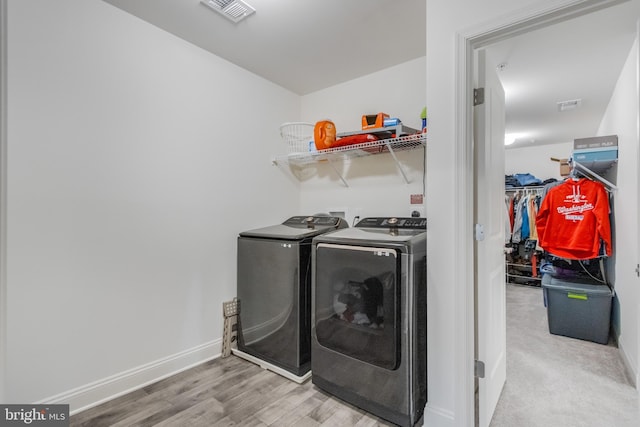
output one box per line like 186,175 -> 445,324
221,298 -> 238,358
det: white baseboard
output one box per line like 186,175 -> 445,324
38,339 -> 222,415
617,336 -> 639,389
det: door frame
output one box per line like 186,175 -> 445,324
454,0 -> 628,425
636,18 -> 640,393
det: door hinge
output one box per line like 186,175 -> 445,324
636,264 -> 639,277
474,88 -> 485,106
475,223 -> 485,241
475,360 -> 485,378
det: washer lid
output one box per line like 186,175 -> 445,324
239,216 -> 346,240
314,226 -> 426,244
541,274 -> 612,296
311,217 -> 426,244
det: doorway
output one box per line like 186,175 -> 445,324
464,0 -> 640,425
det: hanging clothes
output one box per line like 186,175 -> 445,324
505,195 -> 512,244
509,195 -> 515,230
527,195 -> 539,242
521,200 -> 530,240
511,194 -> 526,243
507,189 -> 545,244
535,178 -> 612,260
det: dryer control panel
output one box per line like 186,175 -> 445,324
355,217 -> 427,229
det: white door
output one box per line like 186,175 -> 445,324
474,48 -> 507,427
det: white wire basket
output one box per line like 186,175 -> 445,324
280,122 -> 315,154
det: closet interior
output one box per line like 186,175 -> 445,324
505,134 -> 618,345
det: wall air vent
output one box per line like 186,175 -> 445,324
557,98 -> 582,112
201,0 -> 256,23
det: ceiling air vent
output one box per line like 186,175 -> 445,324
201,0 -> 256,23
557,98 -> 582,112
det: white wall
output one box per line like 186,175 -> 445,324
299,58 -> 426,223
505,142 -> 574,182
597,36 -> 640,387
7,0 -> 634,423
5,0 -> 300,410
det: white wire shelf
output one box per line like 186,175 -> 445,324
271,132 -> 426,186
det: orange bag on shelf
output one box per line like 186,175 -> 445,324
332,133 -> 379,148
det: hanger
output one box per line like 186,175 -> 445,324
566,160 -> 581,181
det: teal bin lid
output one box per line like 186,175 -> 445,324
541,274 -> 612,296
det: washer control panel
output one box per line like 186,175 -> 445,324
283,216 -> 344,227
355,217 -> 427,229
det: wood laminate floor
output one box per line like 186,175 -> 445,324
69,355 -> 395,427
71,284 -> 640,426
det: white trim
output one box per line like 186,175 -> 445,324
462,0 -> 629,48
454,28 -> 476,427
454,1 -> 627,426
618,335 -> 639,388
39,339 -> 222,415
636,18 -> 640,400
0,0 -> 7,404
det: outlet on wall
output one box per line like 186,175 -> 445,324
328,207 -> 362,226
409,205 -> 425,218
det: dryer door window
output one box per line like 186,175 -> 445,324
314,243 -> 400,370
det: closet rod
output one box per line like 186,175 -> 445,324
505,185 -> 545,191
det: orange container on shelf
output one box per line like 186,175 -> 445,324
362,112 -> 389,130
314,120 -> 337,150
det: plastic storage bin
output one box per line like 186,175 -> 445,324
541,274 -> 613,344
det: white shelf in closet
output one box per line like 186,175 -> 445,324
572,160 -> 618,191
271,125 -> 426,187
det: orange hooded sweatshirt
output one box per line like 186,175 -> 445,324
535,178 -> 612,260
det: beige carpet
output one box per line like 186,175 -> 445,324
490,284 -> 640,427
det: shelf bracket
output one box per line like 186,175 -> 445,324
386,143 -> 411,184
327,158 -> 349,187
